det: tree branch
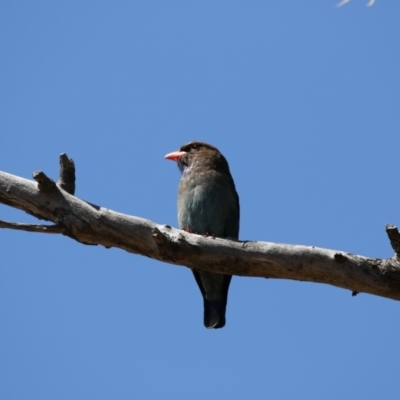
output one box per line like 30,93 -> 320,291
0,220 -> 65,233
1,154 -> 399,301
337,0 -> 375,7
58,153 -> 76,195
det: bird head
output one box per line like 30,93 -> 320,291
165,141 -> 230,175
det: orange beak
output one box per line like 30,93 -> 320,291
164,150 -> 187,161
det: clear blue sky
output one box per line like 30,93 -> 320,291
1,1 -> 399,399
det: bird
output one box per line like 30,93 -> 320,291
165,141 -> 240,329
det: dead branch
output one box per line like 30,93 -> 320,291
1,154 -> 400,301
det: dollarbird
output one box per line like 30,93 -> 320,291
165,141 -> 240,329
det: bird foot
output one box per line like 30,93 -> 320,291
204,232 -> 216,239
181,227 -> 194,233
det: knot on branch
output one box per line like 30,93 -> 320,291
334,253 -> 348,263
152,227 -> 168,246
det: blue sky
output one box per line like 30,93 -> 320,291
1,1 -> 399,399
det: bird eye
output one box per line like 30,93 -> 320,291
192,143 -> 198,149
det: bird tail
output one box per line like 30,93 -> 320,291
203,298 -> 227,329
192,270 -> 231,329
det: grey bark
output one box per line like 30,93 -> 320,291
1,154 -> 399,301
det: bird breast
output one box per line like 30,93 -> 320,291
177,170 -> 237,238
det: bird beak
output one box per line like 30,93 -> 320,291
164,151 -> 187,161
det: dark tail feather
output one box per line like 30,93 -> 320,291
192,271 -> 232,329
203,298 -> 227,329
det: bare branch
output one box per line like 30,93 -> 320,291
58,153 -> 76,195
0,220 -> 65,234
386,224 -> 400,258
337,0 -> 375,7
0,156 -> 399,302
32,171 -> 57,193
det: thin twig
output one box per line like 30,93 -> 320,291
0,220 -> 65,234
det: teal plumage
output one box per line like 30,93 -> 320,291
165,142 -> 240,328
